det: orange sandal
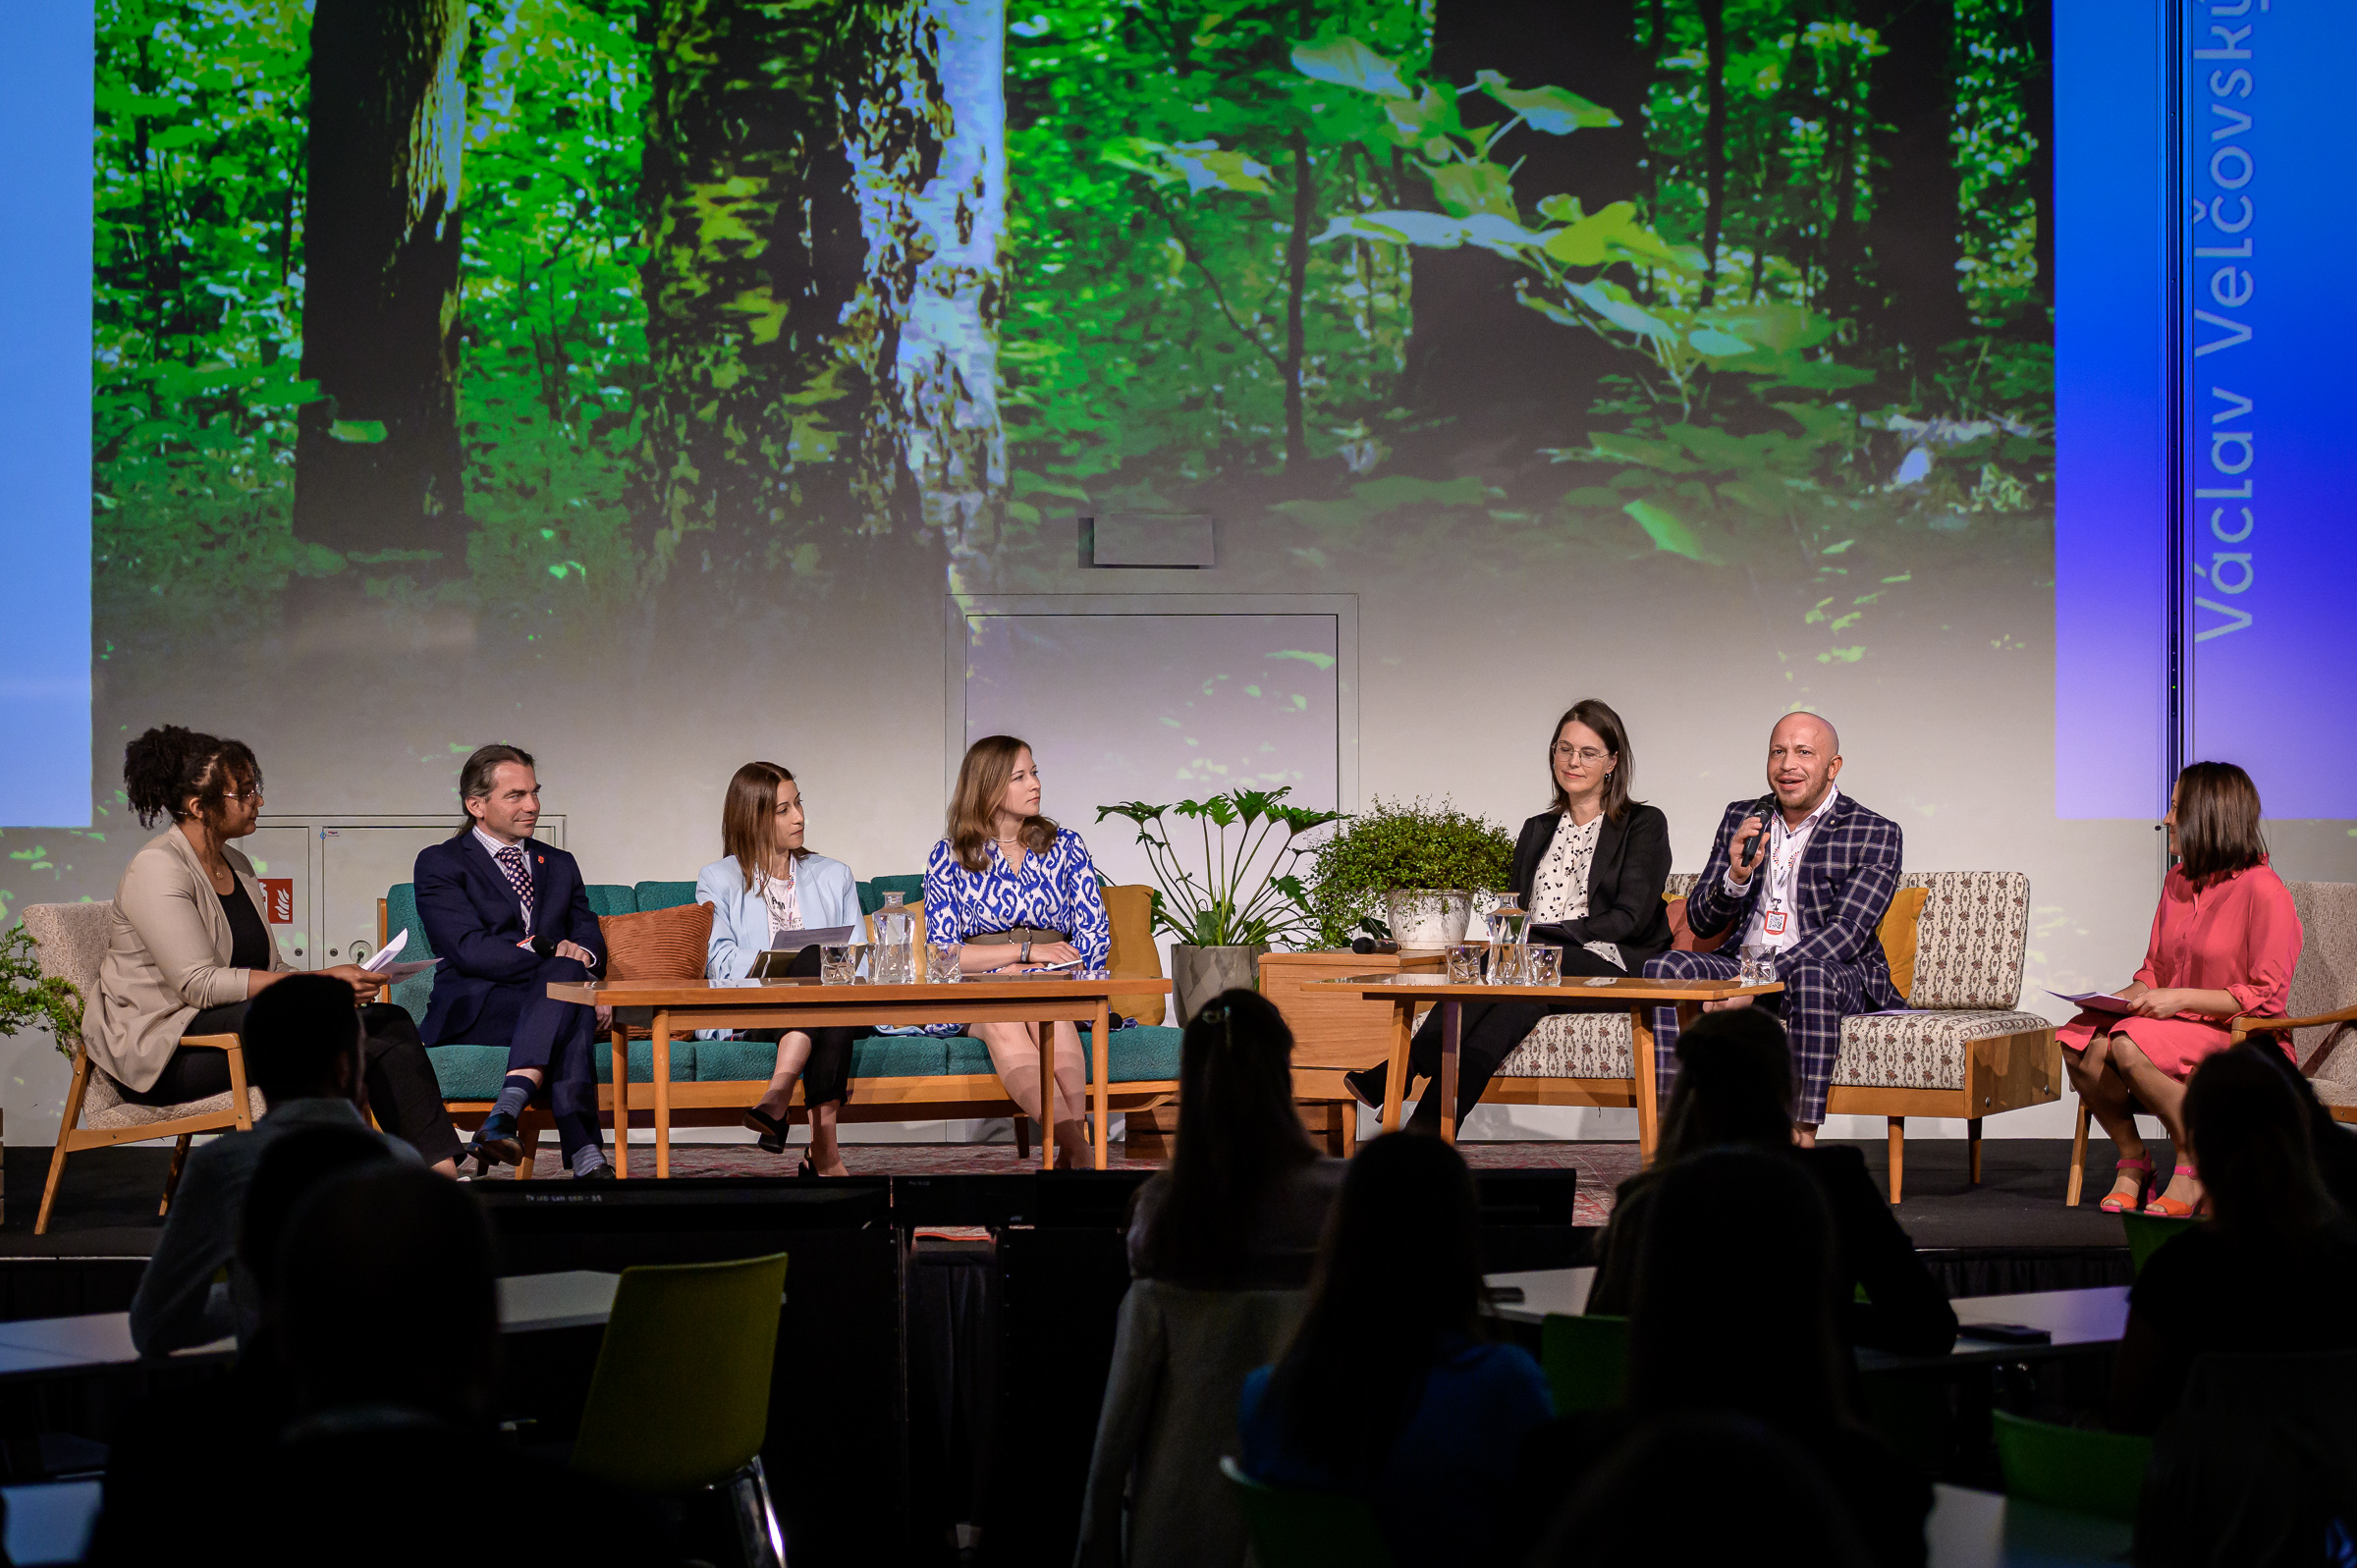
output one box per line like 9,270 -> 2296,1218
2143,1163 -> 2201,1217
2099,1155 -> 2154,1214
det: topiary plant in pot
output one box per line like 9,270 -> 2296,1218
1305,797 -> 1514,950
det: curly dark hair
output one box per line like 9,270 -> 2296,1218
123,726 -> 261,830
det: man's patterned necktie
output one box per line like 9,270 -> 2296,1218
494,843 -> 535,935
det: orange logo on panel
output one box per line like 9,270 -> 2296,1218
258,879 -> 296,924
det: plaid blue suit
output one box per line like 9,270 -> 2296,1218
1642,791 -> 1905,1122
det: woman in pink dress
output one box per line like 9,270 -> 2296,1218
2061,762 -> 2303,1216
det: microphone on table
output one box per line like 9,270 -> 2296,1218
1350,937 -> 1401,955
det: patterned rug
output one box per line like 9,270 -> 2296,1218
521,1140 -> 1635,1224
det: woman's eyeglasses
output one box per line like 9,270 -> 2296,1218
1550,745 -> 1610,765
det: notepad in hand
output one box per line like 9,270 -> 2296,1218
2049,989 -> 2135,1014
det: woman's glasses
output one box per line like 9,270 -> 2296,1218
1550,745 -> 1610,765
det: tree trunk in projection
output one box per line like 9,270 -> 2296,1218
292,0 -> 466,563
878,0 -> 1007,587
1404,0 -> 1645,428
1853,0 -> 1972,358
2019,0 -> 2056,312
1696,0 -> 1728,307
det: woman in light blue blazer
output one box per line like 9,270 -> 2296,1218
696,761 -> 864,1175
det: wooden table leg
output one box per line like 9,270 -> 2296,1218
1381,1000 -> 1412,1133
610,1028 -> 630,1179
1091,1001 -> 1111,1171
1039,1021 -> 1057,1171
1438,999 -> 1461,1145
653,1011 -> 673,1180
1632,1005 -> 1659,1166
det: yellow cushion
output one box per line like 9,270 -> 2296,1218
1878,886 -> 1930,1000
1102,885 -> 1166,1025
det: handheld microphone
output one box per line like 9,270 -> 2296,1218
1737,795 -> 1778,876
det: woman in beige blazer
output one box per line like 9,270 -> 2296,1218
94,727 -> 461,1170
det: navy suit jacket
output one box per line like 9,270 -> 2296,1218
1682,791 -> 1906,1009
413,833 -> 606,1047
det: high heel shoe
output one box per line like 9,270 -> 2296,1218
742,1104 -> 791,1155
2098,1155 -> 2153,1214
2144,1163 -> 2201,1217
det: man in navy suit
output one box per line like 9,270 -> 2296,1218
1642,713 -> 1903,1142
415,744 -> 612,1178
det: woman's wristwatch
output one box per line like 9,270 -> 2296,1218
1018,939 -> 1033,963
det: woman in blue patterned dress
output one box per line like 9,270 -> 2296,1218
924,735 -> 1112,1166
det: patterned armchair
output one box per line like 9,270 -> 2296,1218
23,901 -> 265,1234
1488,870 -> 2058,1203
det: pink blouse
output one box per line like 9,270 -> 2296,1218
2133,860 -> 2301,1019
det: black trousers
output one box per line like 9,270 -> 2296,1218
1387,944 -> 1629,1130
742,944 -> 854,1104
456,956 -> 601,1161
123,1000 -> 463,1166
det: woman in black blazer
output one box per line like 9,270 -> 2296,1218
1346,699 -> 1672,1133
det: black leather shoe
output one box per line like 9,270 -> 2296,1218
575,1162 -> 616,1181
1343,1066 -> 1385,1113
460,1110 -> 523,1174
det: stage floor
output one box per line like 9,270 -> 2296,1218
4,1135 -> 2149,1260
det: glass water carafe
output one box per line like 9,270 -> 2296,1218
870,890 -> 915,985
1485,897 -> 1529,983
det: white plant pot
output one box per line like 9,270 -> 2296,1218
1384,889 -> 1471,949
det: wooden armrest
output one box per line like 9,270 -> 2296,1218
2230,1004 -> 2357,1076
177,1033 -> 244,1052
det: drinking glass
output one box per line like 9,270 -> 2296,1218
1446,944 -> 1486,985
1488,944 -> 1528,987
820,944 -> 861,986
1738,945 -> 1778,989
1524,945 -> 1562,988
926,942 -> 963,985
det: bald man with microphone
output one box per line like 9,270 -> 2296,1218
1642,712 -> 1904,1143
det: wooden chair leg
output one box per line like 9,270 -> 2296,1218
1967,1117 -> 1984,1185
159,1133 -> 196,1217
2064,1099 -> 2091,1207
1886,1116 -> 1904,1205
1014,1115 -> 1030,1162
35,1055 -> 93,1237
515,1111 -> 543,1181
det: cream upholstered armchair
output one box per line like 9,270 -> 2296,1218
23,902 -> 263,1234
1487,870 -> 2058,1202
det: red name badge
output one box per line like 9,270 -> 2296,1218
258,878 -> 296,924
1763,910 -> 1788,937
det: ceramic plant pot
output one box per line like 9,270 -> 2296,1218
1171,943 -> 1271,1025
1383,889 -> 1472,949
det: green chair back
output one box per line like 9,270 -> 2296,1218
859,873 -> 926,915
634,880 -> 699,912
1541,1312 -> 1630,1413
1991,1410 -> 2152,1522
570,1252 -> 790,1492
2121,1211 -> 2201,1275
584,883 -> 636,918
1219,1457 -> 1394,1568
382,884 -> 435,1025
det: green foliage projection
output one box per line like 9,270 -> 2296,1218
92,0 -> 2055,668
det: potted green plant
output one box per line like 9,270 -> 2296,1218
1096,787 -> 1343,1024
0,925 -> 83,1058
1305,797 -> 1515,950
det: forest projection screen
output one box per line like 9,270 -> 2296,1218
6,0 -> 2350,885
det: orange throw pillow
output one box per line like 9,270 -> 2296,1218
1664,894 -> 1730,954
598,901 -> 714,982
1877,886 -> 1930,1000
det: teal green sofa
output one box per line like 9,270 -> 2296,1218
378,878 -> 1181,1175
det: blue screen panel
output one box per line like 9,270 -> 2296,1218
0,5 -> 93,828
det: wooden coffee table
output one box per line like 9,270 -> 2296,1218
549,975 -> 1172,1175
1312,974 -> 1781,1158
